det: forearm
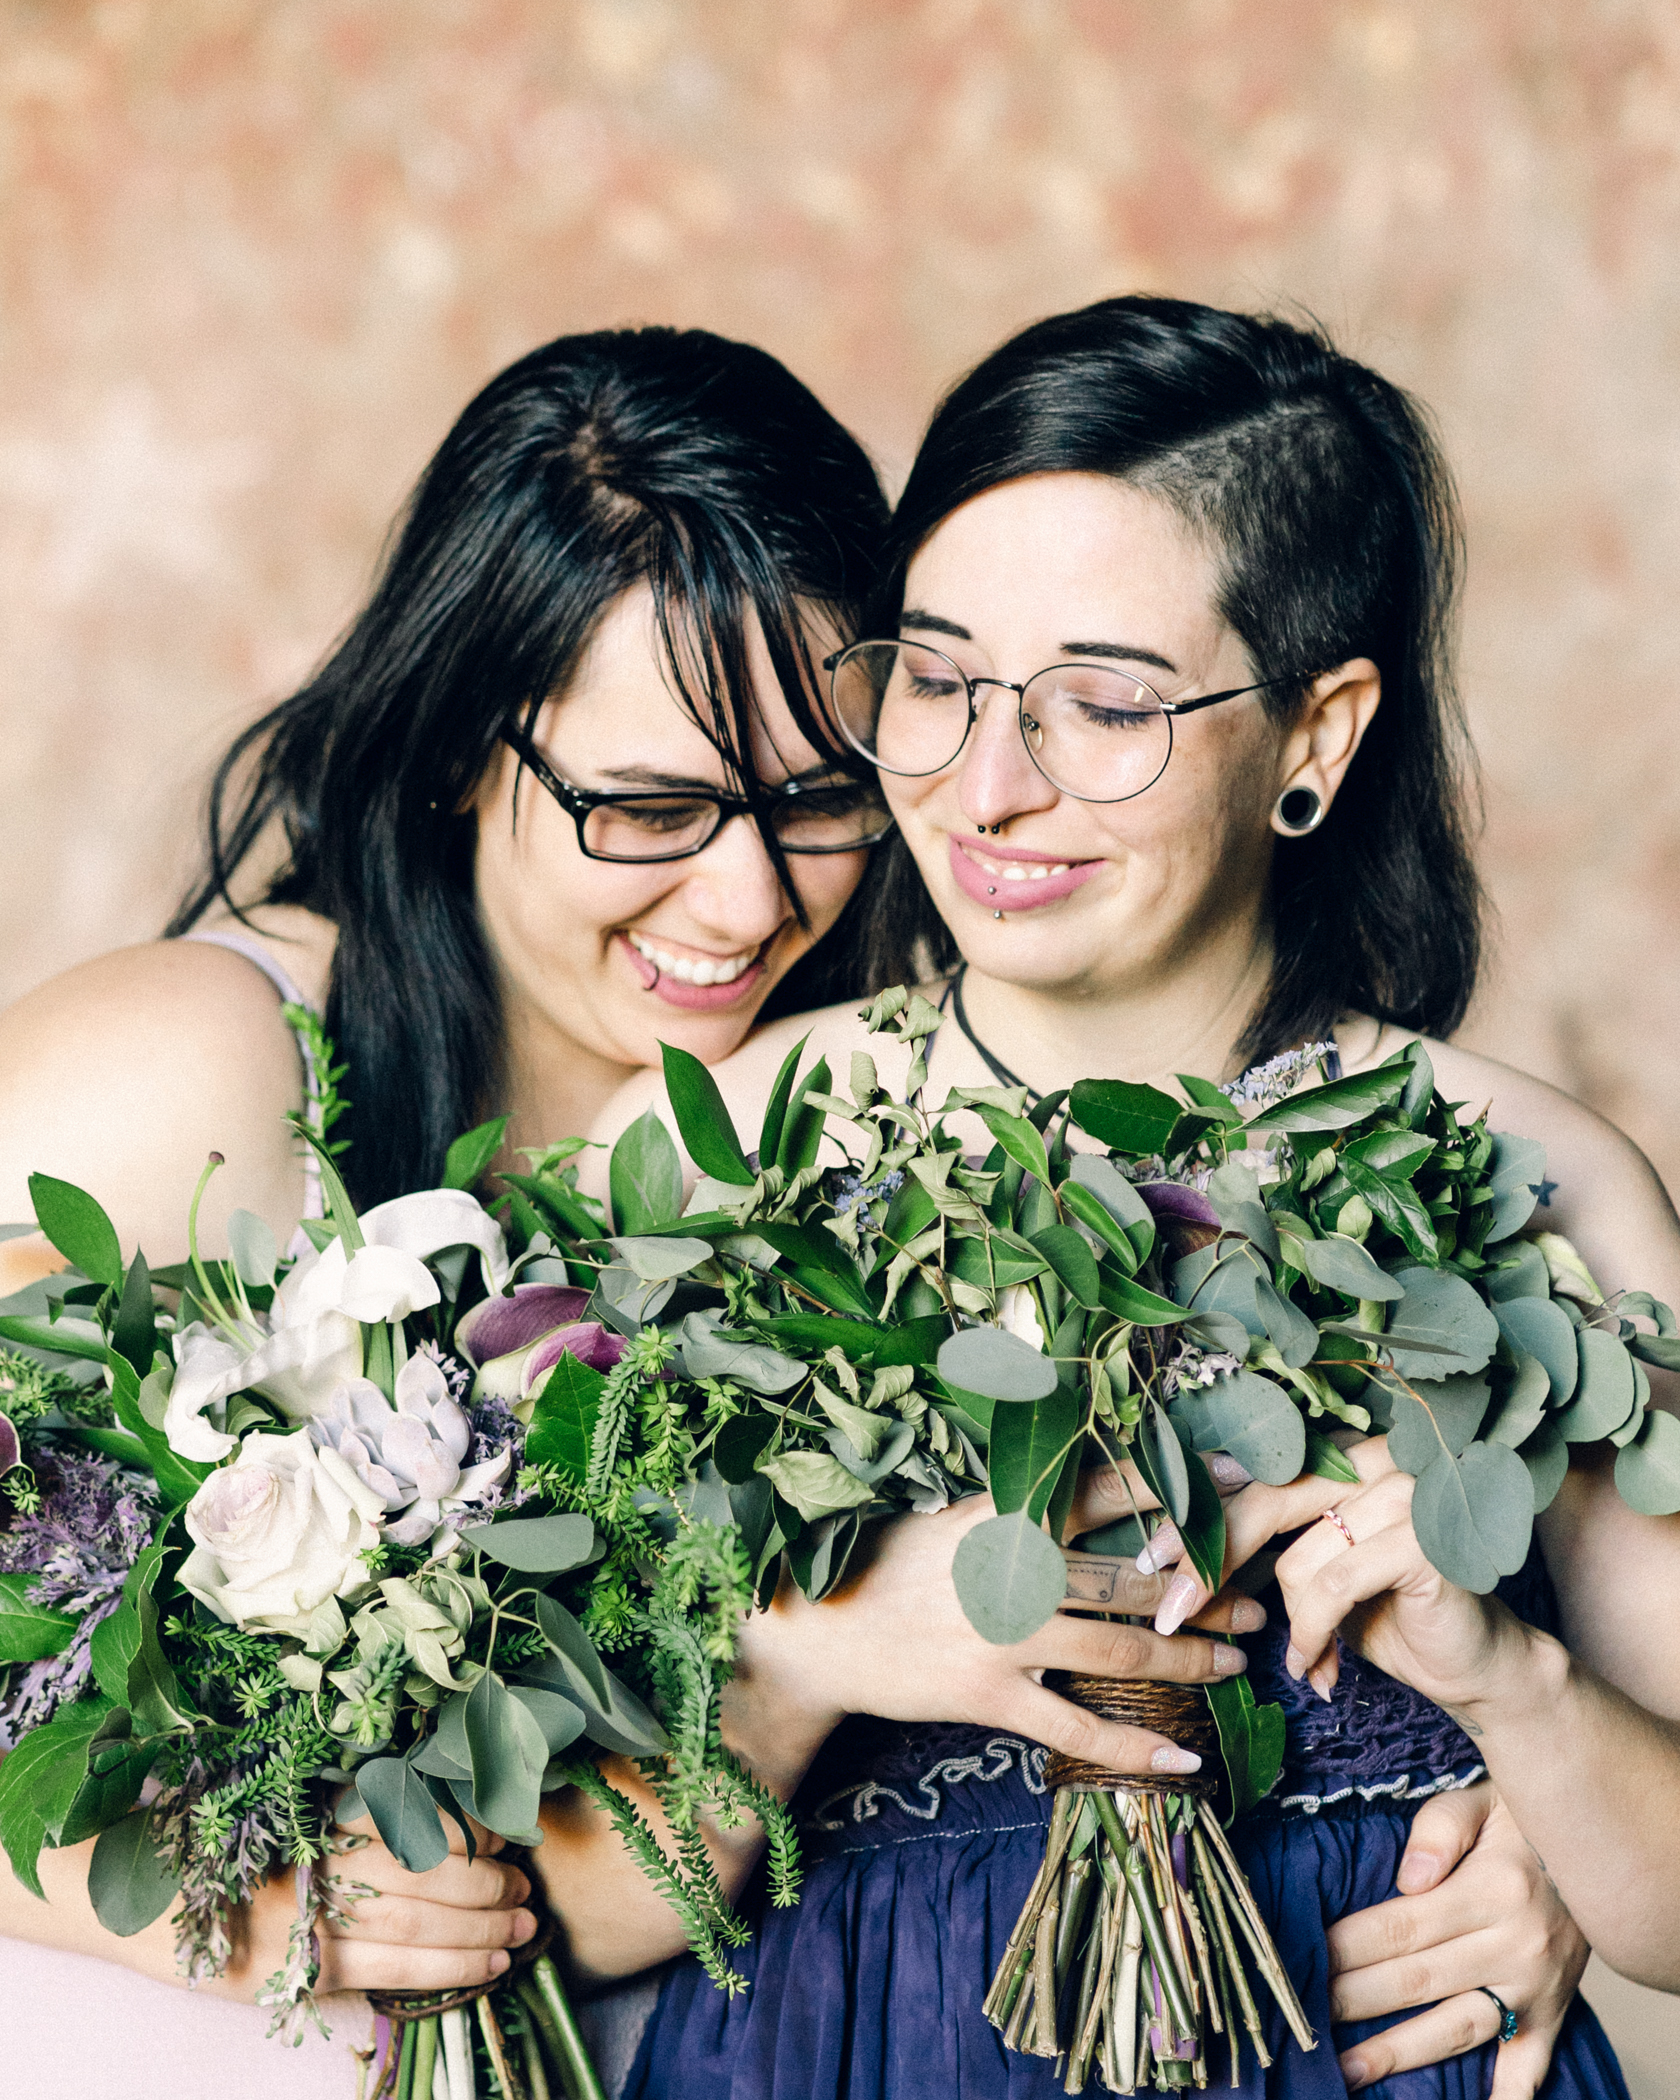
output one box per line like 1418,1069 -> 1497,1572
536,1657 -> 836,1982
1456,1624 -> 1680,1986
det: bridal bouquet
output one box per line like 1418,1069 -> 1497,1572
0,1118 -> 653,2100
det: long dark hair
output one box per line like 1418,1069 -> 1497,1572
171,327 -> 899,1203
875,295 -> 1482,1061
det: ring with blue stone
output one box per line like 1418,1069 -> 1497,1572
1478,1987 -> 1520,2042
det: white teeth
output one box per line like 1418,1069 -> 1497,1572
997,861 -> 1068,882
627,933 -> 754,986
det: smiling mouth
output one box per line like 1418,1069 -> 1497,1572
626,932 -> 761,987
966,849 -> 1078,884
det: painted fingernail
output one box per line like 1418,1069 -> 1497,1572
1230,1598 -> 1268,1633
1341,2054 -> 1370,2090
1283,1641 -> 1306,1680
1136,1525 -> 1179,1573
1308,1661 -> 1336,1704
1154,1572 -> 1199,1635
1212,1644 -> 1247,1675
490,1949 -> 511,1974
511,1910 -> 536,1943
1205,1453 -> 1253,1488
1151,1745 -> 1203,1775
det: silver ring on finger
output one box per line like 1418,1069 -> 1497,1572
1477,1987 -> 1519,2042
1320,1506 -> 1356,1549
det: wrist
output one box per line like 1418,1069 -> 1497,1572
717,1649 -> 838,1800
1448,1612 -> 1570,1736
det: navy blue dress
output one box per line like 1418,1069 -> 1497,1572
622,1547 -> 1627,2099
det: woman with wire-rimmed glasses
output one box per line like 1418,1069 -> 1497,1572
600,297 -> 1664,2100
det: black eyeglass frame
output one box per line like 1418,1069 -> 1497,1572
499,723 -> 896,864
824,640 -> 1315,805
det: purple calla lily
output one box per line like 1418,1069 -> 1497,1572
454,1283 -> 591,1367
0,1412 -> 18,1476
1134,1182 -> 1222,1228
520,1321 -> 628,1399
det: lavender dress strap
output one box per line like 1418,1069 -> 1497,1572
176,928 -> 324,1221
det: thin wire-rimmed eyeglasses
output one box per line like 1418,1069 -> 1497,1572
499,724 -> 895,864
825,639 -> 1310,804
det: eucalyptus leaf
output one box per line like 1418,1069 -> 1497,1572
1282,1231 -> 1403,1303
1181,1309 -> 1253,1358
1136,1397 -> 1190,1526
1485,1240 -> 1552,1303
1067,1154 -> 1156,1262
1411,1440 -> 1534,1594
611,1236 -> 713,1283
951,1510 -> 1068,1646
88,1807 -> 180,1937
507,1684 -> 587,1756
1518,1418 -> 1569,1513
1613,1407 -> 1680,1516
1554,1327 -> 1638,1443
591,1263 -> 673,1330
827,1417 -> 916,1487
532,1592 -> 613,1709
937,1326 -> 1058,1403
1483,1353 -> 1551,1448
678,1312 -> 805,1393
463,1671 -> 549,1839
1381,1267 -> 1501,1381
1487,1133 -> 1550,1241
356,1756 -> 450,1873
1255,1277 -> 1318,1369
1386,1374 -> 1492,1474
1172,1368 -> 1306,1487
459,1513 -> 596,1573
1493,1297 -> 1579,1405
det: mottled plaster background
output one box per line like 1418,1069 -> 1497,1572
3,1 -> 1680,2079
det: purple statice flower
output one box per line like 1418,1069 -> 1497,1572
831,1168 -> 904,1229
463,1393 -> 531,1510
1221,1042 -> 1338,1111
0,1449 -> 157,1746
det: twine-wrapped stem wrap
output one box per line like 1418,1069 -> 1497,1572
986,1676 -> 1315,2091
1041,1673 -> 1219,1798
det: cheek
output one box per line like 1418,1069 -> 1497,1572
475,797 -> 650,960
790,850 -> 869,935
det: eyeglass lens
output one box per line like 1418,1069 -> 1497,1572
580,780 -> 890,862
831,640 -> 1174,804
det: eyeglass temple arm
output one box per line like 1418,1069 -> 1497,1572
1161,671 -> 1315,718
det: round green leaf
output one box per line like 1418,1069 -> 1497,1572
1411,1441 -> 1533,1594
1554,1328 -> 1638,1443
1283,1231 -> 1403,1303
355,1756 -> 450,1873
1493,1298 -> 1578,1404
1386,1373 -> 1492,1475
507,1684 -> 587,1756
464,1671 -> 549,1839
1614,1407 -> 1680,1516
951,1510 -> 1068,1645
459,1513 -> 596,1573
1483,1354 -> 1550,1449
1174,1369 -> 1305,1487
1484,1240 -> 1551,1304
937,1325 -> 1058,1403
1382,1268 -> 1500,1381
1518,1419 -> 1569,1513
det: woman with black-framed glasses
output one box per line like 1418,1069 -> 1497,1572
0,325 -> 906,2095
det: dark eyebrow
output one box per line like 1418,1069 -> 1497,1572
595,761 -> 845,793
1060,639 -> 1180,676
901,609 -> 1178,677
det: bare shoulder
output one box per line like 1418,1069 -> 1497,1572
0,939 -> 315,1259
1340,1018 -> 1680,1303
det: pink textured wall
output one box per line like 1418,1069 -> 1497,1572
4,0 -> 1680,1193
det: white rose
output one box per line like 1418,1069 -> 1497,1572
179,1432 -> 383,1637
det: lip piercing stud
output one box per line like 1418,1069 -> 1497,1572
993,910 -> 1003,920
987,886 -> 996,895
